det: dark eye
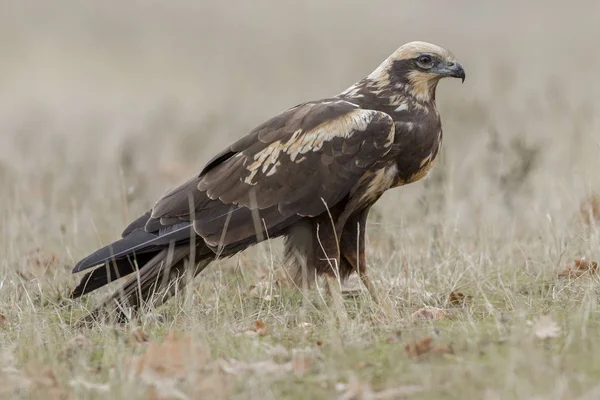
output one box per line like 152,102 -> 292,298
417,55 -> 433,68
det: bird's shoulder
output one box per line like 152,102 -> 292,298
199,98 -> 393,177
147,98 -> 396,228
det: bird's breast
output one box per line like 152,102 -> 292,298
403,142 -> 441,184
392,127 -> 443,187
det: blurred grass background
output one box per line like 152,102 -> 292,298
2,1 -> 599,249
1,1 -> 600,399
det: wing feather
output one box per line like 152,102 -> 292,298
149,99 -> 395,250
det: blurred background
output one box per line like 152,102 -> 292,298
1,0 -> 599,266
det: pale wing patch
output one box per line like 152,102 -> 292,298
387,94 -> 406,107
244,109 -> 380,184
358,164 -> 399,204
265,161 -> 281,177
340,84 -> 364,98
419,154 -> 432,168
394,102 -> 409,112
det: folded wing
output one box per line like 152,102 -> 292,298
150,99 -> 395,249
72,99 -> 395,277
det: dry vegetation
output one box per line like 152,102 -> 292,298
1,1 -> 600,399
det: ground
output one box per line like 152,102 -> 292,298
1,1 -> 600,399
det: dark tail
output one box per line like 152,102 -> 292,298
71,251 -> 159,299
73,243 -> 214,325
70,207 -> 219,324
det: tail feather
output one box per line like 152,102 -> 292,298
70,251 -> 159,298
72,229 -> 160,273
120,210 -> 152,237
75,243 -> 213,325
72,223 -> 195,273
72,207 -> 218,325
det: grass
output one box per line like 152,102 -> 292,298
2,1 -> 600,399
2,206 -> 599,399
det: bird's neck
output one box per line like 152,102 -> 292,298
338,76 -> 438,115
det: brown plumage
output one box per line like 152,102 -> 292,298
71,41 -> 465,322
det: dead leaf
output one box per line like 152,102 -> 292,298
404,336 -> 452,359
0,314 -> 6,329
245,320 -> 268,337
404,336 -> 433,358
558,258 -> 598,278
447,291 -> 471,306
126,332 -> 211,381
254,320 -> 268,336
124,333 -> 229,400
131,327 -> 149,344
533,315 -> 561,340
410,307 -> 453,322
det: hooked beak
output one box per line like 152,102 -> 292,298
438,60 -> 466,83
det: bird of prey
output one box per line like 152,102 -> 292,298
71,41 -> 465,322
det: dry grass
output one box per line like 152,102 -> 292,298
1,1 -> 600,399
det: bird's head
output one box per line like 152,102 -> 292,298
366,41 -> 465,103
